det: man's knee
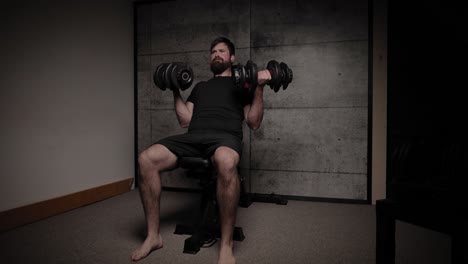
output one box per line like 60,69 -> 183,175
138,147 -> 156,168
139,144 -> 176,171
213,147 -> 239,177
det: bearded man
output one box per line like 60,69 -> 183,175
131,37 -> 270,264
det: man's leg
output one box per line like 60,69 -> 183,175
212,146 -> 241,264
131,144 -> 178,261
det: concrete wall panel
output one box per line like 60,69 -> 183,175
137,56 -> 153,110
150,0 -> 250,54
251,0 -> 368,47
251,108 -> 367,173
252,41 -> 368,109
137,110 -> 152,154
251,170 -> 367,200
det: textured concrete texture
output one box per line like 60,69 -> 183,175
251,170 -> 367,199
252,41 -> 368,109
149,0 -> 250,54
251,108 -> 367,173
250,108 -> 367,199
137,110 -> 151,154
137,56 -> 153,110
250,107 -> 367,199
251,0 -> 368,46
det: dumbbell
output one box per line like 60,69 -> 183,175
153,62 -> 194,91
266,60 -> 293,92
232,60 -> 293,94
232,60 -> 258,99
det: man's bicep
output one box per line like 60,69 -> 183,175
186,101 -> 194,110
186,101 -> 194,118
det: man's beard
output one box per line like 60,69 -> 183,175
210,57 -> 231,75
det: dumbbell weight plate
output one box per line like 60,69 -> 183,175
170,62 -> 194,91
280,62 -> 293,90
245,60 -> 258,98
177,63 -> 194,91
164,63 -> 175,90
170,62 -> 183,91
267,60 -> 282,93
231,63 -> 246,90
153,63 -> 169,90
246,60 -> 258,88
160,63 -> 171,89
245,61 -> 258,86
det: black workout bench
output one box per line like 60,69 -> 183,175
174,156 -> 287,254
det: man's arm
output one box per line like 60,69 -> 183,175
173,89 -> 194,128
244,70 -> 271,130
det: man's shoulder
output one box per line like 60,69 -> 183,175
194,80 -> 209,88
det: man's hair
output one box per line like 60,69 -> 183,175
210,37 -> 235,55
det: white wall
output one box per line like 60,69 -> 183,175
0,0 -> 134,211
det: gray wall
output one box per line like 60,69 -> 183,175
137,0 -> 368,200
0,0 -> 134,211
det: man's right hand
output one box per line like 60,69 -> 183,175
257,69 -> 271,87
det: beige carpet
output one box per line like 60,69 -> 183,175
0,190 -> 451,264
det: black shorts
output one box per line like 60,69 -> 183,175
155,130 -> 243,159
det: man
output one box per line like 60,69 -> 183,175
131,37 -> 270,264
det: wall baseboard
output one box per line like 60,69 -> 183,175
0,178 -> 134,233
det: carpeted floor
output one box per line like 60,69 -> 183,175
0,190 -> 451,264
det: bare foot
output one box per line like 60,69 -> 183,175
217,245 -> 236,264
131,234 -> 163,261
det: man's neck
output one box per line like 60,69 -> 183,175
214,68 -> 232,77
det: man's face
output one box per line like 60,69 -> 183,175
210,42 -> 234,75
